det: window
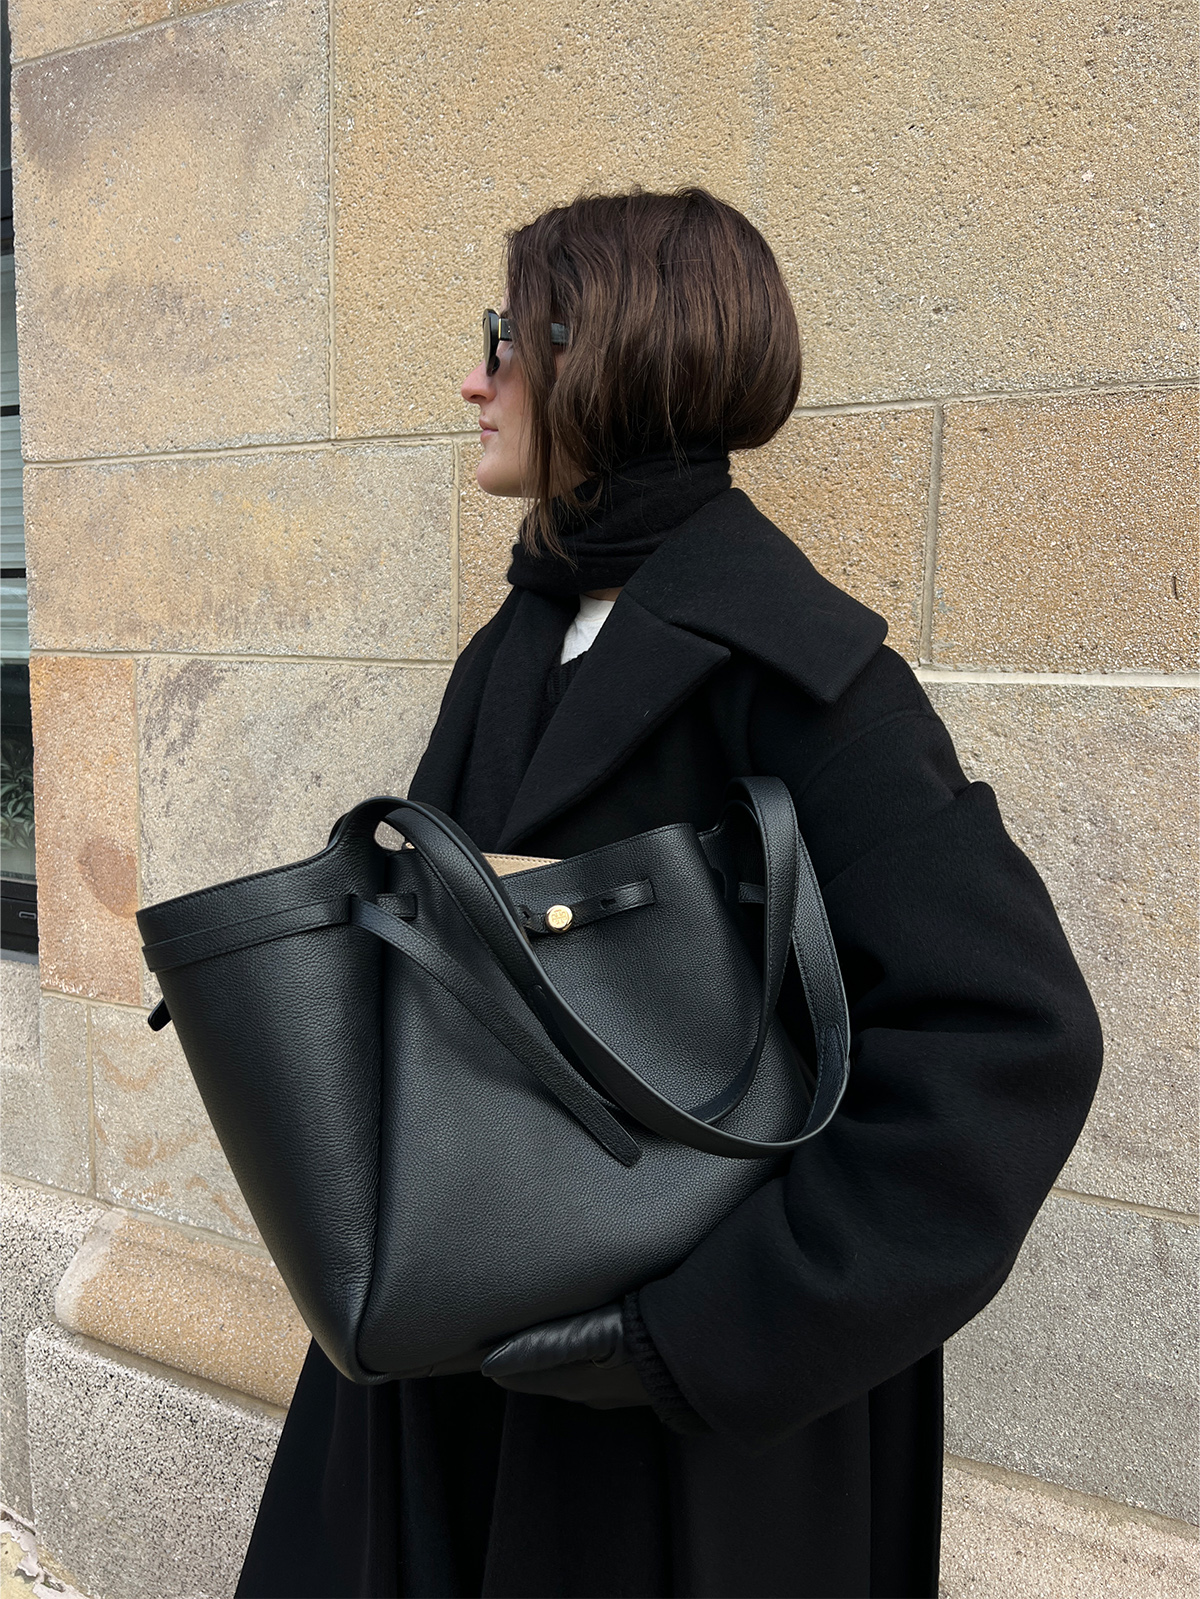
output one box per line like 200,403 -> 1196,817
1,9 -> 36,955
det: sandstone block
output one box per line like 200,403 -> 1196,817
458,440 -> 521,646
136,655 -> 450,914
941,1461 -> 1199,1599
333,0 -> 760,436
933,390 -> 1198,672
945,1195 -> 1198,1521
26,1324 -> 281,1599
0,955 -> 40,1107
764,1 -> 1197,404
56,1211 -> 307,1406
90,1002 -> 259,1244
8,0 -> 170,61
0,1181 -> 102,1520
10,0 -> 329,458
30,656 -> 142,1005
927,681 -> 1198,1215
0,986 -> 90,1195
732,408 -> 931,661
26,445 -> 455,660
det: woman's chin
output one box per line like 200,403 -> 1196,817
475,463 -> 525,498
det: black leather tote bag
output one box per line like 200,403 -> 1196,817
136,777 -> 849,1384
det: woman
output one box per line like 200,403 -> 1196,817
237,188 -> 1102,1599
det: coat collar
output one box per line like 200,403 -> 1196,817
625,487 -> 888,705
496,489 -> 887,848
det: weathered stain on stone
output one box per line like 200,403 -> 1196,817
135,656 -> 228,771
10,0 -> 329,457
90,1001 -> 260,1241
119,1129 -> 203,1172
92,1031 -> 164,1095
137,658 -> 450,909
184,1172 -> 265,1238
75,837 -> 138,919
29,656 -> 142,1003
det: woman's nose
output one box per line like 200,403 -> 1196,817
461,361 -> 493,405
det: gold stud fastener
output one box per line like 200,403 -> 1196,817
545,904 -> 574,933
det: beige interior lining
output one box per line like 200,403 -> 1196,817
392,839 -> 560,877
483,852 -> 561,877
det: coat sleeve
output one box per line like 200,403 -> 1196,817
634,654 -> 1104,1449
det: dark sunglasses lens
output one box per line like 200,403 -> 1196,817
483,309 -> 498,375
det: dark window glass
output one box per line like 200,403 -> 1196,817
1,6 -> 36,952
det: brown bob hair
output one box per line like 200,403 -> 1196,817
504,186 -> 801,548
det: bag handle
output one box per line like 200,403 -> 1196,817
376,778 -> 849,1160
394,779 -> 795,1129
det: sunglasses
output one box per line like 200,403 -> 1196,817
483,308 -> 570,376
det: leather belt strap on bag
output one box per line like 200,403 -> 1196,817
514,878 -> 655,936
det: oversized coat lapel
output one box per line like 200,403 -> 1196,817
497,594 -> 729,848
416,487 -> 888,848
452,589 -> 576,847
406,591 -> 519,812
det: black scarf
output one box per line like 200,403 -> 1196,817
454,448 -> 732,848
506,447 -> 732,598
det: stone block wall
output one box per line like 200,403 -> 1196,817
1,2 -> 1196,1595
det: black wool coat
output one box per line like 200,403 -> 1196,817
237,489 -> 1103,1599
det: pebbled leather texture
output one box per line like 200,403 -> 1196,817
136,780 -> 850,1384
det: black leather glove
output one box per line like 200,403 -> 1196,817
480,1302 -> 652,1409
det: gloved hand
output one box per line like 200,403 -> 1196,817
480,1302 -> 652,1410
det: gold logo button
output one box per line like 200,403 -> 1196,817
545,904 -> 574,933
